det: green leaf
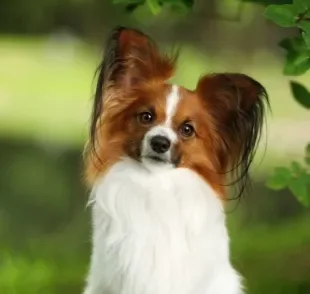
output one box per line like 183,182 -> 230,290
279,37 -> 310,75
264,4 -> 298,27
293,0 -> 310,11
288,176 -> 310,206
297,20 -> 310,32
147,0 -> 162,14
266,167 -> 292,190
302,31 -> 310,48
290,81 -> 310,108
297,21 -> 310,48
285,54 -> 310,75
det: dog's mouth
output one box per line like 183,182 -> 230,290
144,155 -> 167,163
143,154 -> 181,167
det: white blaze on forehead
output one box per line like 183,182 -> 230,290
165,85 -> 181,126
141,85 -> 181,162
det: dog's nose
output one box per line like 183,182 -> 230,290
150,135 -> 171,154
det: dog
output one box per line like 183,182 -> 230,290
82,26 -> 268,294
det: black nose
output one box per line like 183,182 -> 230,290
150,135 -> 171,154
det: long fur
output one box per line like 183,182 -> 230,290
84,159 -> 243,294
196,73 -> 269,199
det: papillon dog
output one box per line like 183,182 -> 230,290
83,26 -> 268,294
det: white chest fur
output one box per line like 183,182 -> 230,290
84,159 -> 243,294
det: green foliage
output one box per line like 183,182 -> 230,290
267,144 -> 310,206
113,0 -> 194,14
290,81 -> 310,108
266,167 -> 292,190
264,1 -> 310,27
265,4 -> 298,27
279,37 -> 310,75
147,0 -> 162,14
264,1 -> 310,76
261,0 -> 310,207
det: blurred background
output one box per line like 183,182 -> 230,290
0,0 -> 309,293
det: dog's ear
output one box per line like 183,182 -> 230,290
88,27 -> 177,162
196,73 -> 269,194
103,26 -> 175,89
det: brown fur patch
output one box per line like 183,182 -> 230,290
167,88 -> 225,196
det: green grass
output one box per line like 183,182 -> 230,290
229,213 -> 310,294
1,209 -> 309,294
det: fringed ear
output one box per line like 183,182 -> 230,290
106,27 -> 176,88
196,73 -> 269,198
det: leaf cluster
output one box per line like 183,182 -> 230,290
267,144 -> 310,206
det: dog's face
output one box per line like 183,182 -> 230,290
85,27 -> 268,198
100,83 -> 214,169
120,84 -> 183,166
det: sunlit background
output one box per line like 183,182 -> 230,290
1,0 -> 310,293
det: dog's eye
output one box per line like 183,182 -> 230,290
138,111 -> 153,124
180,123 -> 195,138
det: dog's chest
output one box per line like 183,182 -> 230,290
91,160 -> 227,294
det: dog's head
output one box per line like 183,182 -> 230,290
84,26 -> 269,198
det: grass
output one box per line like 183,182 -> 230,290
1,208 -> 309,294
